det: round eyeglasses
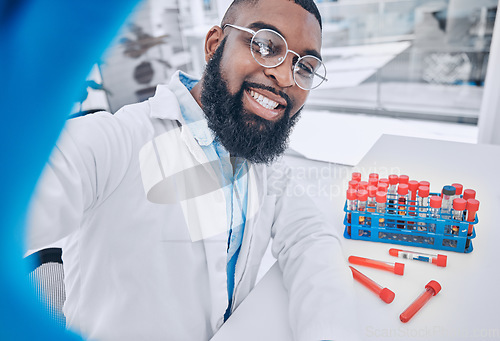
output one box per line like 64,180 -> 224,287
223,24 -> 328,90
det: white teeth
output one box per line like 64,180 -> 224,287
249,90 -> 280,110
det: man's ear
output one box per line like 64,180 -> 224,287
204,26 -> 224,62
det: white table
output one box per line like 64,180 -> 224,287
211,135 -> 500,341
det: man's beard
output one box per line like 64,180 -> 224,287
200,38 -> 301,164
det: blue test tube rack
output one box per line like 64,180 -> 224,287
343,193 -> 478,253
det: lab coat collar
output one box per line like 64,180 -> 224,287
148,71 -> 216,146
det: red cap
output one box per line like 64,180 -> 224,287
419,181 -> 430,188
430,196 -> 442,208
453,198 -> 467,211
463,189 -> 476,201
351,172 -> 361,181
379,178 -> 389,185
389,248 -> 401,257
389,175 -> 399,185
399,175 -> 409,184
431,254 -> 447,267
367,186 -> 377,197
451,183 -> 463,195
408,180 -> 419,192
368,178 -> 378,187
346,189 -> 357,200
394,262 -> 405,276
369,173 -> 379,180
357,190 -> 368,201
358,181 -> 368,190
380,288 -> 395,304
397,184 -> 409,195
418,186 -> 430,197
425,280 -> 442,295
377,183 -> 389,192
376,191 -> 387,203
348,180 -> 358,189
466,199 -> 480,212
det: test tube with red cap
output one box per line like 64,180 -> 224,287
346,189 -> 358,235
417,186 -> 430,231
378,182 -> 389,193
419,180 -> 430,189
357,190 -> 368,226
388,175 -> 399,213
349,255 -> 405,275
465,199 -> 479,249
400,280 -> 441,323
389,248 -> 447,267
376,191 -> 387,227
366,186 -> 377,225
349,266 -> 395,304
379,178 -> 389,186
408,180 -> 419,228
351,172 -> 362,182
452,198 -> 467,235
451,183 -> 463,201
463,189 -> 476,201
399,175 -> 409,185
358,181 -> 368,191
428,196 -> 442,233
397,184 -> 409,229
348,180 -> 359,190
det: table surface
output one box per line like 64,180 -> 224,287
211,134 -> 500,341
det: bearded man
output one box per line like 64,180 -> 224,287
26,0 -> 358,340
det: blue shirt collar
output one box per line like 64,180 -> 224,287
168,71 -> 215,146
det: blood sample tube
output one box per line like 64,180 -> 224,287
428,196 -> 442,233
408,180 -> 419,227
388,175 -> 399,210
357,190 -> 368,225
349,266 -> 395,304
376,191 -> 387,227
452,198 -> 466,235
441,185 -> 456,218
397,184 -> 409,229
346,188 -> 358,229
348,180 -> 359,190
358,181 -> 368,191
348,255 -> 405,275
399,175 -> 409,185
465,199 -> 480,249
463,189 -> 476,201
351,172 -> 362,182
389,248 -> 447,267
417,186 -> 430,231
451,183 -> 463,200
400,280 -> 441,323
366,186 -> 377,225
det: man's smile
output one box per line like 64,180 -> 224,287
243,87 -> 288,122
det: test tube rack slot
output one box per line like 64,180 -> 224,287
343,193 -> 478,253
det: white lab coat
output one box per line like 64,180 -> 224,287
26,72 -> 358,341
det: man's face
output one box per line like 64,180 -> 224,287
200,0 -> 322,164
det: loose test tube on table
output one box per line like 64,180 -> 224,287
348,255 -> 405,275
400,280 -> 442,323
389,248 -> 447,267
349,266 -> 395,304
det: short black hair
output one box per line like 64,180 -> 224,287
221,0 -> 322,30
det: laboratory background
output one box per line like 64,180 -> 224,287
19,0 -> 500,339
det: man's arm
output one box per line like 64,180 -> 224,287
26,112 -> 133,251
268,163 -> 360,341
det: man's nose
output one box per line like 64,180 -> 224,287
263,54 -> 295,89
